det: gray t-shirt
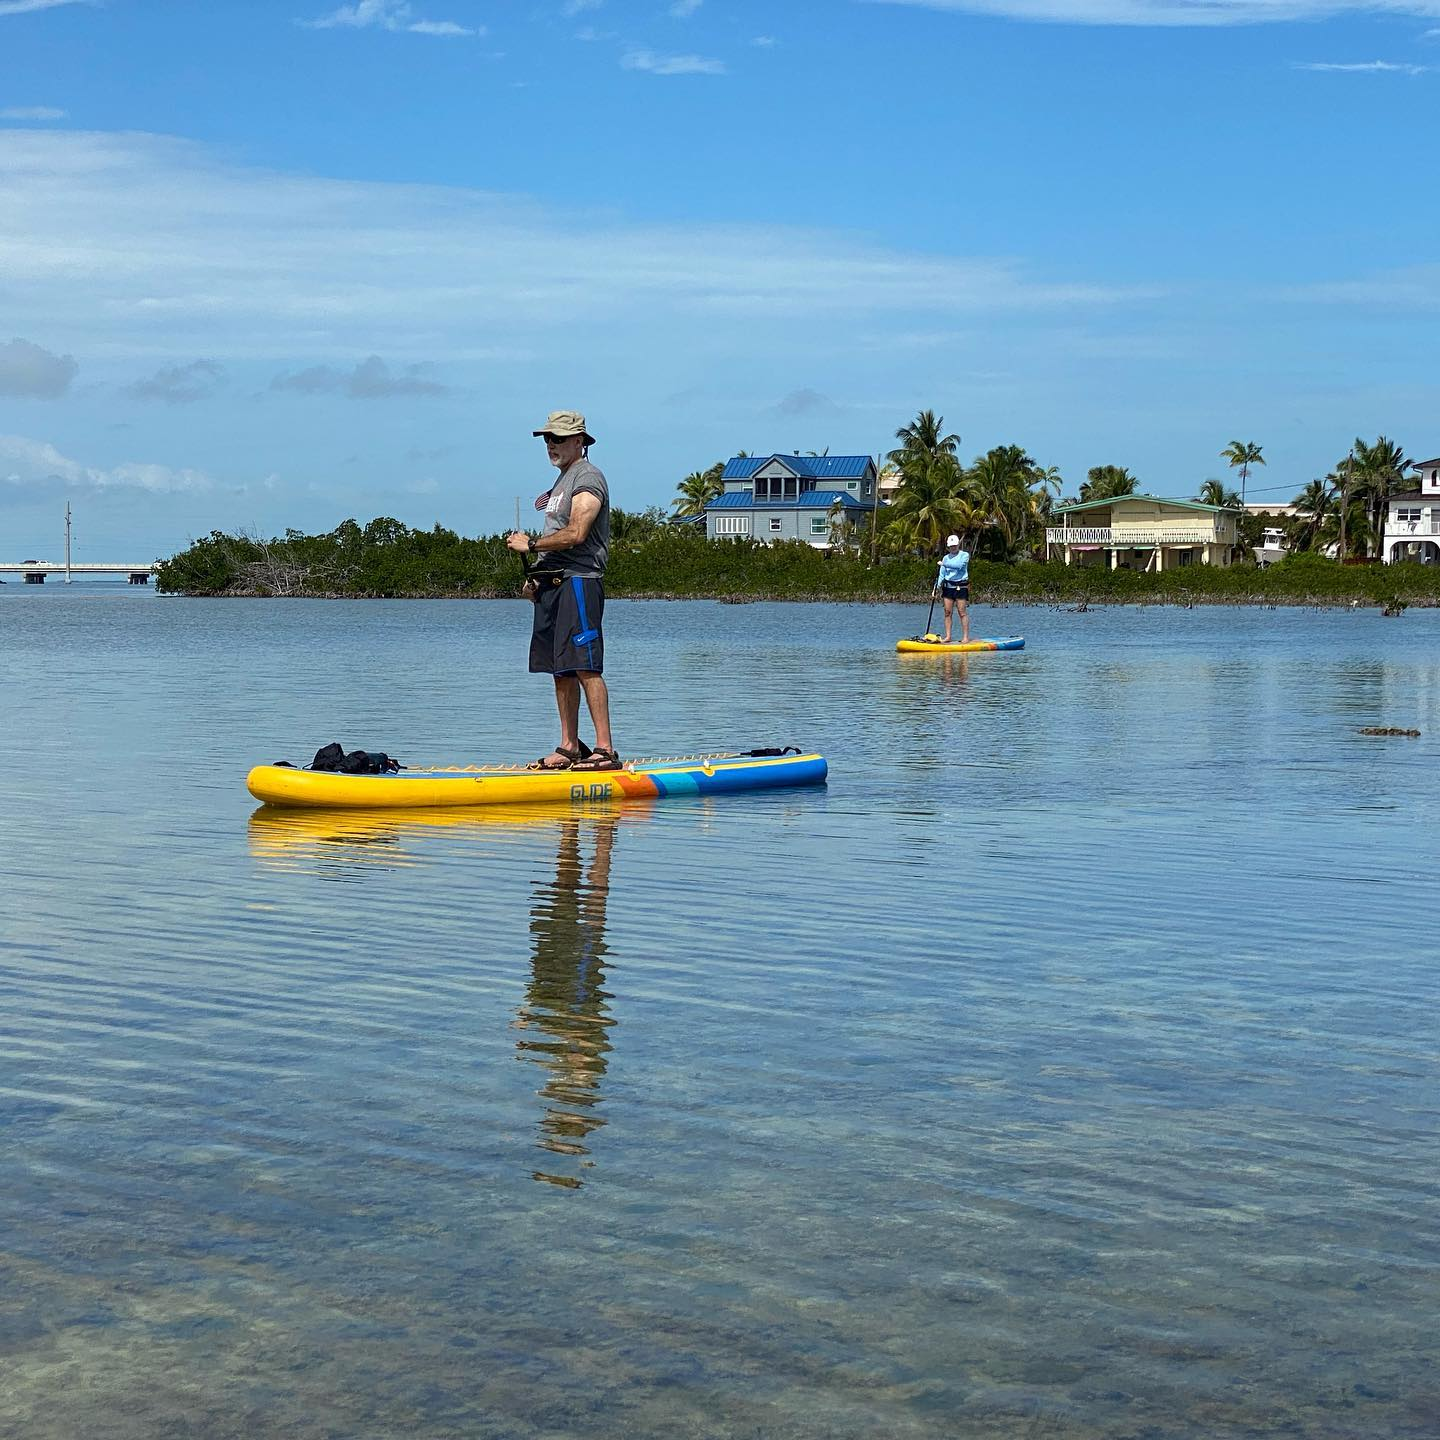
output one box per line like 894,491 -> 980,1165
540,457 -> 609,579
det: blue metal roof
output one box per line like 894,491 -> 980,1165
720,453 -> 874,481
721,457 -> 767,480
705,489 -> 869,512
797,489 -> 866,508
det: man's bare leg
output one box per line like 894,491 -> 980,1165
942,596 -> 954,643
535,675 -> 582,768
577,671 -> 613,753
959,599 -> 970,644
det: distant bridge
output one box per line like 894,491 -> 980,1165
0,561 -> 157,584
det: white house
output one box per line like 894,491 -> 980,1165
1382,457 -> 1440,565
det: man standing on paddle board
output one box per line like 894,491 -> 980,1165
506,411 -> 620,772
935,534 -> 971,645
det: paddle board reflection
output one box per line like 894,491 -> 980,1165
514,816 -> 616,1190
248,803 -> 629,1190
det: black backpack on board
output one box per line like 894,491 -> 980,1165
308,742 -> 401,774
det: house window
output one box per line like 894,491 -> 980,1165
1175,548 -> 1195,567
714,515 -> 749,536
1397,507 -> 1421,523
847,480 -> 857,490
810,517 -> 828,535
755,478 -> 767,501
768,518 -> 782,532
784,477 -> 797,499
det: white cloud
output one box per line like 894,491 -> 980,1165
0,0 -> 91,14
270,356 -> 450,398
0,338 -> 77,397
1294,59 -> 1431,71
865,0 -> 1440,27
670,0 -> 704,15
408,18 -> 476,33
300,0 -> 476,35
622,48 -> 726,73
0,434 -> 214,494
1287,264 -> 1440,307
0,128 -> 1148,376
0,105 -> 67,119
751,34 -> 777,45
125,358 -> 225,404
562,0 -> 602,14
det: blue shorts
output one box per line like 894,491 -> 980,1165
530,573 -> 605,675
941,581 -> 969,601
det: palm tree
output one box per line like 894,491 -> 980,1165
889,409 -> 959,467
967,446 -> 1043,558
1347,436 -> 1408,560
883,450 -> 968,552
672,461 -> 725,518
1320,485 -> 1371,561
948,496 -> 989,556
1031,465 -> 1064,502
1287,478 -> 1334,554
1221,441 -> 1264,506
1195,479 -> 1241,508
1078,466 -> 1138,503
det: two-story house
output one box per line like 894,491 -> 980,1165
1046,495 -> 1240,570
705,454 -> 878,547
1382,457 -> 1440,565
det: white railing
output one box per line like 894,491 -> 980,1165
1388,519 -> 1440,535
1046,528 -> 1220,546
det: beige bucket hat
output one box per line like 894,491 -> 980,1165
532,410 -> 595,446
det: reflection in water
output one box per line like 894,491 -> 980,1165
248,804 -> 626,1190
515,818 -> 616,1190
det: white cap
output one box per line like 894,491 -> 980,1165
946,534 -> 960,546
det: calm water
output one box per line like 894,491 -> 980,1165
3,587 -> 1438,1439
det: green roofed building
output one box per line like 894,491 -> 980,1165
1046,494 -> 1241,572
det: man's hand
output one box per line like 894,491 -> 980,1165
534,489 -> 552,512
507,531 -> 531,554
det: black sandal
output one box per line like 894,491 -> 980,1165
570,746 -> 622,772
528,740 -> 592,771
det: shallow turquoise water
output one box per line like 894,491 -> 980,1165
3,587 -> 1438,1438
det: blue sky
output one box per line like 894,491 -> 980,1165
1,0 -> 1436,558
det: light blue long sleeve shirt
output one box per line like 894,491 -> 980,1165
937,549 -> 969,586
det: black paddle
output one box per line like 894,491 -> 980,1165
921,585 -> 938,642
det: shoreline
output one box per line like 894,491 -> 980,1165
151,587 -> 1437,608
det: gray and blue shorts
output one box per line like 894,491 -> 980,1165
529,573 -> 605,676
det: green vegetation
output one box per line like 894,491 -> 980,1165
155,519 -> 1440,606
1266,436 -> 1411,562
880,412 -> 1059,559
153,411 -> 1433,605
1221,440 -> 1265,504
1077,465 -> 1138,503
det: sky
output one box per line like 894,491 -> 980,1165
0,0 -> 1436,560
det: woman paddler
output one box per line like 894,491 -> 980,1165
933,534 -> 971,645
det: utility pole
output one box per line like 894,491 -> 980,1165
65,500 -> 72,584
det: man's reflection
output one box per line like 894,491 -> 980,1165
513,816 -> 617,1190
